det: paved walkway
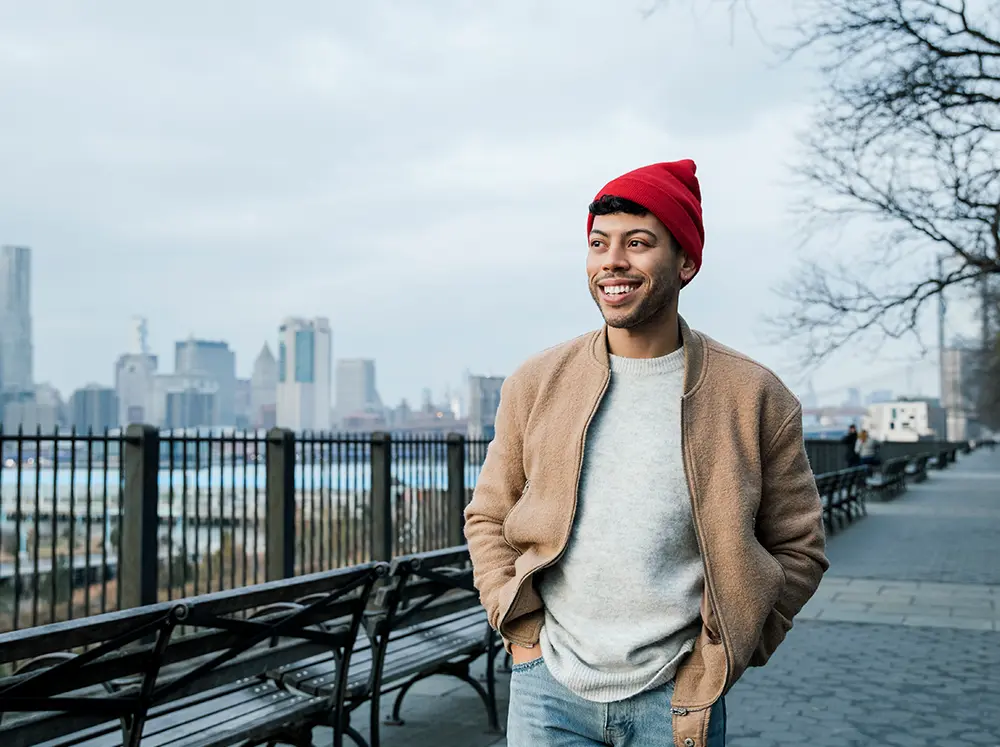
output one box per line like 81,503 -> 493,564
318,449 -> 1000,746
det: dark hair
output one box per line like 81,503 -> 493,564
588,194 -> 648,217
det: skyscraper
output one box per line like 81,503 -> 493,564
175,338 -> 237,425
334,359 -> 383,423
71,385 -> 119,432
251,343 -> 278,429
0,245 -> 33,397
467,375 -> 505,439
276,317 -> 332,432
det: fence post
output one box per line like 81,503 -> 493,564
266,427 -> 296,581
370,432 -> 393,562
447,433 -> 467,547
121,424 -> 159,609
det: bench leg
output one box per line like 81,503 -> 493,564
485,641 -> 502,733
497,650 -> 512,674
343,724 -> 369,747
443,662 -> 502,734
385,676 -> 420,726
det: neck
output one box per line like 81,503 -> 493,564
606,306 -> 681,359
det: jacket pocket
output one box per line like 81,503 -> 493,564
700,591 -> 722,644
501,480 -> 530,550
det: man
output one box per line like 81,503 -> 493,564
843,424 -> 860,468
464,160 -> 829,747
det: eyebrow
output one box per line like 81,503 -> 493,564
588,228 -> 658,240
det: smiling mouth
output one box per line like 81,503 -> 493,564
598,281 -> 641,303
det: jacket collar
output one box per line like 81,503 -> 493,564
587,315 -> 707,396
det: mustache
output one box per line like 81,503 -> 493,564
594,274 -> 643,284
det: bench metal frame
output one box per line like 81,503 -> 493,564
356,547 -> 502,747
816,466 -> 868,534
0,563 -> 387,747
865,457 -> 908,500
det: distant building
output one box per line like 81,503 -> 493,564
0,245 -> 33,400
153,373 -> 218,430
467,375 -> 505,439
335,359 -> 383,425
115,317 -> 157,426
276,317 -> 332,432
863,399 -> 947,442
941,346 -> 980,442
234,378 -> 252,430
865,389 -> 894,406
250,343 -> 278,429
843,387 -> 862,409
175,338 -> 237,425
115,353 -> 157,425
2,383 -> 62,432
71,385 -> 119,432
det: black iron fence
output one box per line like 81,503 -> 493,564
0,425 -> 964,633
0,426 -> 490,634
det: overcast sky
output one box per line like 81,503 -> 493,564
1,0 -> 979,407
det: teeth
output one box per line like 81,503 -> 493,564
604,285 -> 636,296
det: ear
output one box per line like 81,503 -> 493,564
678,252 -> 698,286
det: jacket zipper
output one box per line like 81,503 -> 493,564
680,395 -> 733,692
498,367 -> 612,641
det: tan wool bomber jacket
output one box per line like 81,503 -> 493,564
463,318 -> 829,747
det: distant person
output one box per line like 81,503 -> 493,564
855,429 -> 880,472
465,160 -> 829,746
842,424 -> 860,468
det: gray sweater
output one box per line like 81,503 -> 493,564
536,348 -> 704,702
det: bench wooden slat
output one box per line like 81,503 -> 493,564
0,564 -> 378,666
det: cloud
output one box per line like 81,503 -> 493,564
1,0 -> 943,406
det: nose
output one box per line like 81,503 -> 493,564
602,240 -> 630,272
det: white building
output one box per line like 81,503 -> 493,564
115,317 -> 157,426
863,399 -> 947,442
276,317 -> 332,432
115,353 -> 157,425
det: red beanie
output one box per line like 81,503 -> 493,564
587,159 -> 704,274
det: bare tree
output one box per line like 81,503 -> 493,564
757,0 -> 1000,366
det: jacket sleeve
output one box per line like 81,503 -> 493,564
750,405 -> 829,666
463,376 -> 527,630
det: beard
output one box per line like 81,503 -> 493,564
589,273 -> 680,330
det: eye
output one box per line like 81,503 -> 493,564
628,239 -> 646,248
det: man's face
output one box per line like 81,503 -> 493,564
587,211 -> 695,329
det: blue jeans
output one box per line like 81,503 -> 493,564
507,658 -> 726,746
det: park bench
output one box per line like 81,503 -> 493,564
270,546 -> 501,747
816,466 -> 868,534
905,453 -> 931,483
866,457 -> 908,500
0,563 -> 386,747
